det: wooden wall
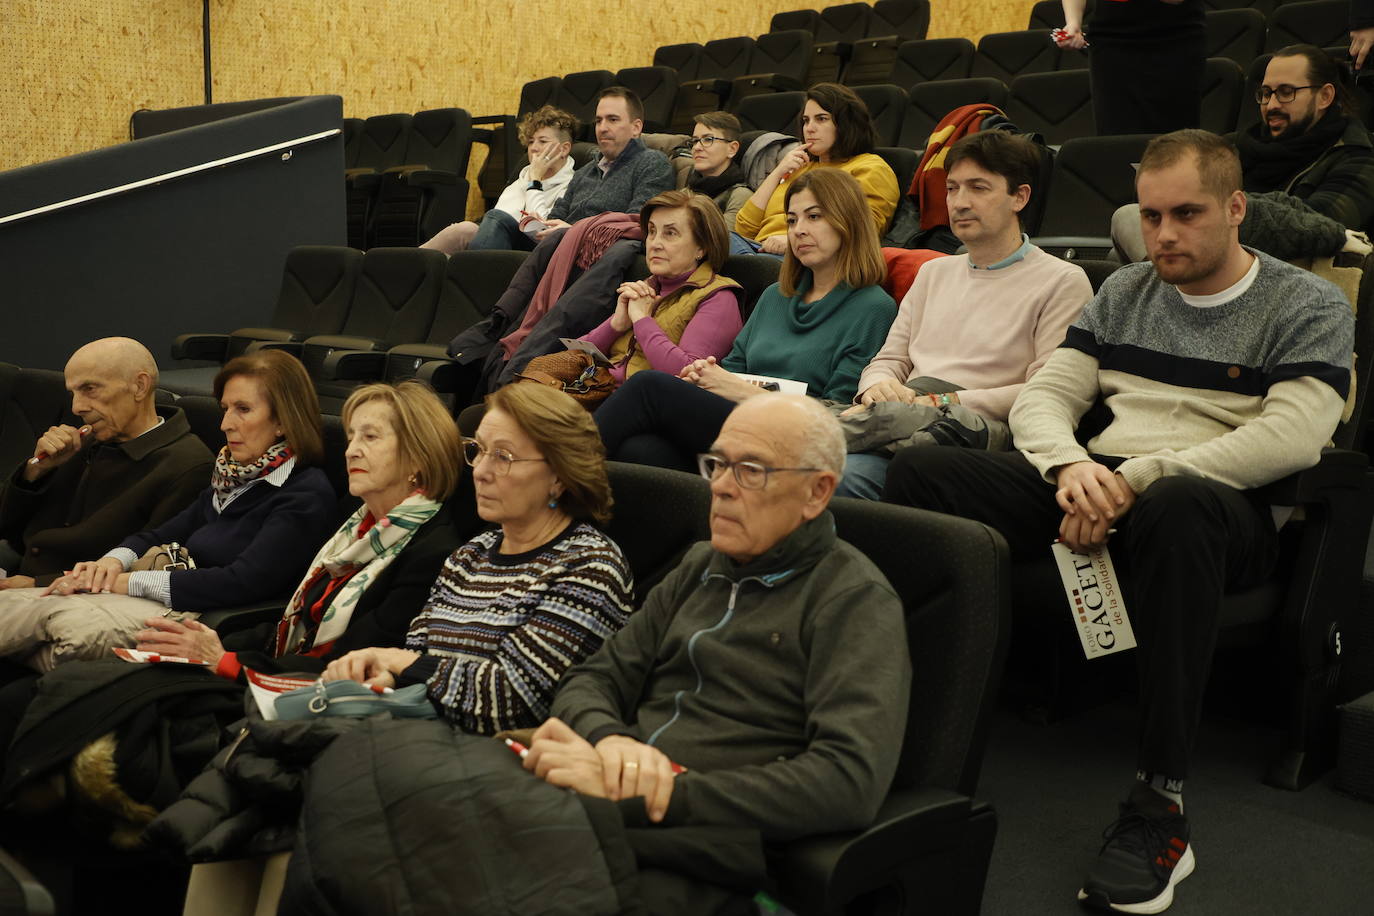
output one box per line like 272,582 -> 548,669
4,0 -> 1032,172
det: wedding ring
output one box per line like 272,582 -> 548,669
624,761 -> 640,770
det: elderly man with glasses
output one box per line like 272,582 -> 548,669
519,393 -> 910,910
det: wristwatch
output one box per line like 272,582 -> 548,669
527,179 -> 543,191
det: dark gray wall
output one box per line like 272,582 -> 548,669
0,96 -> 346,371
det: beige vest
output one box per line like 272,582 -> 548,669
608,263 -> 743,379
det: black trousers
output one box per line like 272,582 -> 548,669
883,448 -> 1279,778
1089,34 -> 1204,135
594,370 -> 736,474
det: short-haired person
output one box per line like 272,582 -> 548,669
883,130 -> 1354,913
0,337 -> 212,590
731,83 -> 900,255
595,168 -> 896,472
522,395 -> 909,909
682,111 -> 751,228
838,131 -> 1092,499
1115,44 -> 1374,260
0,351 -> 336,672
576,189 -> 743,387
420,105 -> 579,255
536,87 -> 674,241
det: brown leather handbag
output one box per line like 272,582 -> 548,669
515,350 -> 616,409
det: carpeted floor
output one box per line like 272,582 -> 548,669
978,696 -> 1374,915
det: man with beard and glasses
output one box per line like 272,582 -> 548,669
1114,44 -> 1374,262
882,130 -> 1353,914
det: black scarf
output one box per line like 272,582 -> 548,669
687,160 -> 746,199
1237,109 -> 1349,193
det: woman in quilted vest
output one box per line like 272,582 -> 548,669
576,188 -> 744,387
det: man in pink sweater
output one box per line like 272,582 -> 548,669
837,131 -> 1093,498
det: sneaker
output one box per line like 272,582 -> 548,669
1077,783 -> 1195,914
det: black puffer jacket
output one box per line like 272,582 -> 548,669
276,718 -> 768,916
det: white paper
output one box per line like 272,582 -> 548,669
558,337 -> 612,366
734,373 -> 808,396
243,669 -> 317,721
1051,542 -> 1136,659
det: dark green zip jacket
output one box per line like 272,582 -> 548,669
552,511 -> 910,841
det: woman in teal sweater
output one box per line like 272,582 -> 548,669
595,168 -> 895,471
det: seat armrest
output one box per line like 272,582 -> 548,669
231,327 -> 298,345
248,340 -> 303,355
321,349 -> 388,381
403,169 -> 461,187
773,786 -> 973,912
814,40 -> 854,60
171,333 -> 230,362
197,601 -> 287,637
472,114 -> 515,126
344,167 -> 378,180
1028,235 -> 1114,253
733,73 -> 804,93
416,358 -> 472,393
682,78 -> 732,97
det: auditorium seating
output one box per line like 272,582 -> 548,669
1265,0 -> 1353,52
807,2 -> 874,85
671,36 -> 754,133
1205,7 -> 1268,68
614,66 -> 678,132
972,31 -> 1061,84
852,83 -> 908,146
1027,0 -> 1091,31
552,70 -> 616,141
1201,56 -> 1247,134
889,37 -> 975,90
1006,70 -> 1094,146
370,108 -> 474,248
344,113 -> 411,249
734,91 -> 806,134
899,78 -> 1009,150
728,30 -> 813,108
770,9 -> 820,34
1032,134 -> 1157,258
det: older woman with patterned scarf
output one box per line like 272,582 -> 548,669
0,350 -> 335,673
134,380 -> 473,681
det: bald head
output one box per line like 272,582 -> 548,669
64,337 -> 160,442
707,394 -> 842,564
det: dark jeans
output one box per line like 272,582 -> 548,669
469,209 -> 537,252
882,447 -> 1279,778
595,371 -> 737,474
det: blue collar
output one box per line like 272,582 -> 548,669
972,234 -> 1031,270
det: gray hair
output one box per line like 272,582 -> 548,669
774,394 -> 846,475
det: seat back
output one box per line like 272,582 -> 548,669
698,36 -> 756,81
870,0 -> 930,40
973,31 -> 1060,83
402,108 -> 472,175
900,77 -> 1009,150
843,36 -> 903,87
334,248 -> 445,349
828,498 -> 1010,795
1200,57 -> 1246,134
1035,134 -> 1156,242
816,2 -> 873,42
429,250 -> 528,348
352,113 -> 412,172
236,246 -> 365,357
1007,69 -> 1094,146
518,76 -> 563,118
0,365 -> 78,477
891,37 -> 975,90
721,254 -> 783,324
1237,53 -> 1271,133
555,70 -> 616,141
615,67 -> 679,133
734,91 -> 806,134
770,9 -> 820,34
854,85 -> 909,146
602,463 -> 711,604
874,146 -> 919,204
1265,0 -> 1351,52
747,29 -> 813,83
653,43 -> 704,80
342,117 -> 364,169
1205,8 -> 1267,68
175,395 -> 226,457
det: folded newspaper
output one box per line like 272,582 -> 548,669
1051,542 -> 1136,658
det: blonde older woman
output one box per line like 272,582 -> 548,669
324,382 -> 633,734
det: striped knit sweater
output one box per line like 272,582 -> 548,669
397,521 -> 633,735
1010,249 -> 1353,494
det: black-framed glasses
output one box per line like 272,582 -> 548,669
697,453 -> 821,490
689,135 -> 727,148
1255,84 -> 1320,104
461,438 -> 547,476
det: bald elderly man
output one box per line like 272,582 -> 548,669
525,395 -> 911,908
0,338 -> 212,588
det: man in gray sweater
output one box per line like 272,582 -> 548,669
524,394 -> 910,902
884,130 -> 1353,913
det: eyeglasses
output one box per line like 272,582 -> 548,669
689,135 -> 728,148
697,453 -> 821,490
461,438 -> 547,476
1255,84 -> 1320,104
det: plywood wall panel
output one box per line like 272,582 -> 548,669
5,0 -> 203,171
4,1 -> 1029,172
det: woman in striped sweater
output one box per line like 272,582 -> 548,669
323,383 -> 633,734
